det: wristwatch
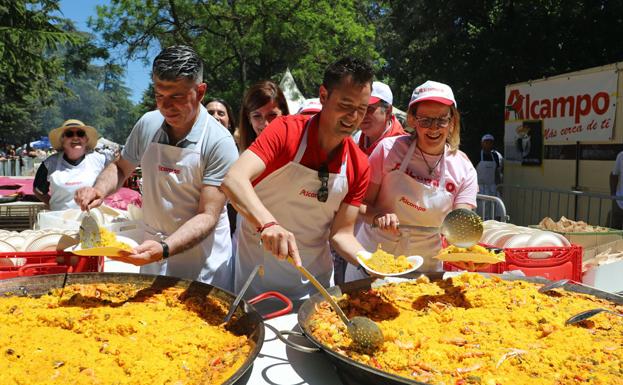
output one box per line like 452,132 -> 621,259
159,240 -> 170,259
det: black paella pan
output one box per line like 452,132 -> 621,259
273,272 -> 623,385
0,272 -> 292,385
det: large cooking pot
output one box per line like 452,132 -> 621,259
0,272 -> 292,385
274,273 -> 623,385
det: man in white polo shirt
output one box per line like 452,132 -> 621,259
75,45 -> 238,289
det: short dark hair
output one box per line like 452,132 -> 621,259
322,57 -> 373,93
152,45 -> 203,83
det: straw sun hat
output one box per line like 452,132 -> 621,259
49,119 -> 99,151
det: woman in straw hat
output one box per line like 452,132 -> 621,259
33,119 -> 114,210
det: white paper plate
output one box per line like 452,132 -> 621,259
3,235 -> 26,251
357,252 -> 424,277
23,233 -> 65,252
503,233 -> 533,249
66,235 -> 139,257
0,239 -> 16,253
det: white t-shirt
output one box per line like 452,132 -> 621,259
612,152 -> 623,208
369,135 -> 478,207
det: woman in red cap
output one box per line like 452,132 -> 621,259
345,80 -> 478,280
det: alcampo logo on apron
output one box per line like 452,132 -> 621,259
399,196 -> 426,212
158,165 -> 181,174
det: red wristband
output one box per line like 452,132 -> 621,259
256,221 -> 279,234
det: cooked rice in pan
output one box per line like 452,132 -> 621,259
0,283 -> 253,385
307,273 -> 623,385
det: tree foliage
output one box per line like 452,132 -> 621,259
36,62 -> 139,145
90,0 -> 380,114
377,0 -> 623,160
0,0 -> 83,143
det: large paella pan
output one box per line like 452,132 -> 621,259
0,272 -> 290,385
281,273 -> 623,385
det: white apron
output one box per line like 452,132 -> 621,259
139,120 -> 232,290
49,153 -> 100,211
346,138 -> 453,281
234,120 -> 348,301
476,150 -> 497,196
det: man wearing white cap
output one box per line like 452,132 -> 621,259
357,81 -> 405,156
476,133 -> 503,197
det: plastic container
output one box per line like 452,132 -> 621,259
443,244 -> 582,281
501,245 -> 583,281
0,251 -> 103,279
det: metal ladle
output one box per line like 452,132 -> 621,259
565,308 -> 623,325
538,279 -> 570,294
440,208 -> 484,248
287,257 -> 384,350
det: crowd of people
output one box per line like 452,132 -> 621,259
34,44 -> 500,303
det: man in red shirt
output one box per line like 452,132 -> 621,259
222,57 -> 373,300
357,81 -> 405,156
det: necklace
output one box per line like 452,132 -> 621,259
417,145 -> 443,176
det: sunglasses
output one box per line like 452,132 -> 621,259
317,165 -> 329,203
63,129 -> 86,138
414,115 -> 452,128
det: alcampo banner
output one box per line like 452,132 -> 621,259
504,69 -> 618,143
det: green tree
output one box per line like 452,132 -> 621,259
36,62 -> 139,145
0,0 -> 82,144
90,0 -> 379,113
378,0 -> 623,161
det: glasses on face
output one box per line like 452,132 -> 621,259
317,166 -> 329,203
414,115 -> 452,128
63,129 -> 86,138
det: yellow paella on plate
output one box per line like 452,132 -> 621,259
307,273 -> 623,385
0,283 -> 254,385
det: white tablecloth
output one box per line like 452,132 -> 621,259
238,313 -> 345,385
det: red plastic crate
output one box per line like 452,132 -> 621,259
0,251 -> 103,279
443,245 -> 583,281
501,245 -> 583,282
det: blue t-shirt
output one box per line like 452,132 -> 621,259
121,105 -> 238,186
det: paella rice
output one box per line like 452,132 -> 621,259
362,246 -> 413,274
97,227 -> 133,251
307,273 -> 623,385
0,283 -> 253,385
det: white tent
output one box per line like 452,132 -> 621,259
279,68 -> 306,114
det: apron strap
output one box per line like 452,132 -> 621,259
293,117 -> 313,163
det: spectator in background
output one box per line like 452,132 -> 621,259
33,119 -> 113,210
610,151 -> 623,228
206,98 -> 236,137
476,133 -> 503,197
356,81 -> 405,156
238,80 -> 289,152
206,97 -> 239,237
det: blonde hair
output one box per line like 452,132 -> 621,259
408,104 -> 461,154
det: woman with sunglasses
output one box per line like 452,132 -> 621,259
33,119 -> 113,210
345,81 -> 478,281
